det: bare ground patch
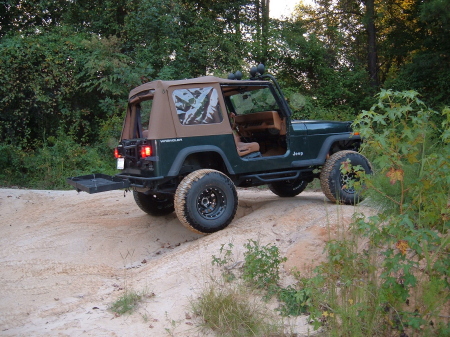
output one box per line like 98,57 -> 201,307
0,188 -> 373,336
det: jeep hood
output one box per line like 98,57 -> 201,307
292,120 -> 352,135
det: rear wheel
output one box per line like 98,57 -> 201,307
269,178 -> 308,197
320,150 -> 372,205
174,169 -> 238,234
133,191 -> 175,216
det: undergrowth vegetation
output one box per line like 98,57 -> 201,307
192,91 -> 449,337
294,90 -> 450,337
191,282 -> 284,337
337,90 -> 450,336
192,242 -> 288,336
0,127 -> 118,189
303,91 -> 449,336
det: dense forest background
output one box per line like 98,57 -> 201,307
0,0 -> 449,187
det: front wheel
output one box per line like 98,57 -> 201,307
133,191 -> 175,216
269,178 -> 308,197
320,150 -> 372,205
174,169 -> 238,234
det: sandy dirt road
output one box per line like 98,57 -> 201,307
0,187 -> 372,336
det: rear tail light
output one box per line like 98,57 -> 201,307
141,145 -> 152,158
114,147 -> 122,158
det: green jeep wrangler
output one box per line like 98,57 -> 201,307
68,64 -> 372,234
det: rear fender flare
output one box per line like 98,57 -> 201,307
167,146 -> 235,176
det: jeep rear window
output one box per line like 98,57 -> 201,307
172,87 -> 223,125
229,87 -> 278,115
140,99 -> 152,131
122,90 -> 155,140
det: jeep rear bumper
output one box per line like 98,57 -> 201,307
67,173 -> 165,194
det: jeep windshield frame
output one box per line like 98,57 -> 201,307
227,87 -> 278,115
221,82 -> 290,118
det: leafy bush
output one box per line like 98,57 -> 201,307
0,132 -> 116,189
242,239 -> 286,294
351,90 -> 449,335
0,27 -> 145,149
301,90 -> 450,336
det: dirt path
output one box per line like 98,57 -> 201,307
0,188 -> 373,336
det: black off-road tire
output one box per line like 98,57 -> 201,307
133,191 -> 175,216
320,150 -> 372,205
269,178 -> 308,197
174,169 -> 238,234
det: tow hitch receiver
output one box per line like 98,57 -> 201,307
67,173 -> 130,194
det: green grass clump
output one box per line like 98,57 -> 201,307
191,284 -> 283,337
110,290 -> 144,315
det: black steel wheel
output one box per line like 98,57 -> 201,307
174,169 -> 238,234
320,150 -> 372,205
269,178 -> 308,197
133,191 -> 175,216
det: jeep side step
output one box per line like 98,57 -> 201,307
238,168 -> 315,185
66,173 -> 130,194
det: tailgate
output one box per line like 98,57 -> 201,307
67,173 -> 130,194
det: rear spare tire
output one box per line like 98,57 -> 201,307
174,169 -> 238,234
133,191 -> 175,216
320,150 -> 372,205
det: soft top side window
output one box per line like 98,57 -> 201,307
172,87 -> 223,125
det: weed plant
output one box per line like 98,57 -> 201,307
242,239 -> 286,296
110,249 -> 153,316
110,289 -> 144,315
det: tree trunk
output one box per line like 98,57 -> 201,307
365,0 -> 379,88
261,0 -> 269,65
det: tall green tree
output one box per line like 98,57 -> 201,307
125,0 -> 248,78
382,0 -> 450,108
294,0 -> 450,109
249,0 -> 270,64
63,0 -> 128,37
0,27 -> 144,147
295,0 -> 378,88
269,18 -> 372,116
0,0 -> 68,37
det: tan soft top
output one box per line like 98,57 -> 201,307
129,76 -> 241,100
122,76 -> 271,140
